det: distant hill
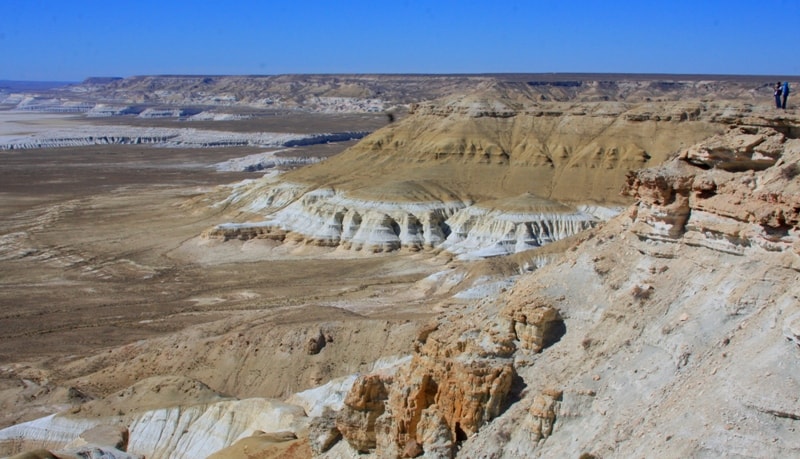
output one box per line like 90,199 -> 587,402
0,80 -> 76,91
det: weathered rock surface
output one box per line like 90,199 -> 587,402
0,377 -> 308,459
625,124 -> 800,256
308,408 -> 341,454
452,111 -> 800,458
501,296 -> 565,353
206,183 -> 598,257
336,373 -> 391,452
681,125 -> 787,171
3,75 -> 800,459
205,88 -> 800,258
525,388 -> 562,442
330,309 -> 519,455
0,125 -> 368,150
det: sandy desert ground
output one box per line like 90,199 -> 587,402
0,111 -> 444,426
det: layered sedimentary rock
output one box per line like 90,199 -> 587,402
0,377 -> 308,459
285,92 -> 722,205
440,195 -> 597,259
0,126 -> 368,150
205,185 -> 598,257
205,87 -> 764,256
625,124 -> 800,256
309,109 -> 800,458
86,104 -> 139,117
59,74 -> 788,111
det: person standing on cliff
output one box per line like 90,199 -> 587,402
775,82 -> 783,109
782,81 -> 790,109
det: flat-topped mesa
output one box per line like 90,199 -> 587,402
287,95 -> 763,207
55,75 -> 789,112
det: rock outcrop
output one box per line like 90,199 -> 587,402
4,76 -> 800,459
625,124 -> 800,257
0,377 -> 308,459
454,110 -> 800,458
205,184 -> 598,256
303,108 -> 800,458
335,373 -> 391,452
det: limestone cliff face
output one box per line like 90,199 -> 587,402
320,111 -> 800,457
624,124 -> 800,258
206,87 -> 774,256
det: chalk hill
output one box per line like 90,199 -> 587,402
2,75 -> 799,458
203,81 -> 795,259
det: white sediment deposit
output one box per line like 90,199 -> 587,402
440,196 -> 598,259
0,125 -> 369,150
87,104 -> 139,117
205,184 -> 598,257
136,107 -> 187,118
188,111 -> 253,121
4,76 -> 800,458
213,150 -> 324,172
0,376 -> 309,459
11,96 -> 94,113
0,399 -> 307,459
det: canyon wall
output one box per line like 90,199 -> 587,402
313,110 -> 800,457
3,76 -> 799,458
204,87 -> 794,258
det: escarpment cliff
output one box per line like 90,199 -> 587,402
41,74 -> 784,112
307,104 -> 800,458
5,76 -> 800,459
204,84 -> 793,257
625,124 -> 800,257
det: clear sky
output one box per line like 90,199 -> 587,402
2,0 -> 798,81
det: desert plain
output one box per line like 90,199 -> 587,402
0,108 -> 435,394
0,74 -> 799,458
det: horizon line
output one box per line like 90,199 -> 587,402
3,72 -> 800,85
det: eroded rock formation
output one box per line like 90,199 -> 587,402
625,124 -> 800,257
206,89 -> 773,256
325,294 -> 567,456
4,76 -> 800,459
312,108 -> 800,457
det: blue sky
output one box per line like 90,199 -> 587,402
2,0 -> 798,81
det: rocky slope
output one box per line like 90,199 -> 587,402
273,105 -> 798,458
2,76 -> 798,458
202,82 -> 796,258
